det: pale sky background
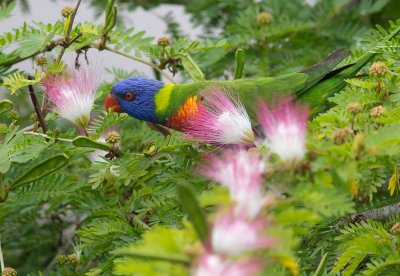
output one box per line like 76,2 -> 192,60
0,0 -> 202,84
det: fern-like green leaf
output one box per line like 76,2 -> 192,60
2,71 -> 39,93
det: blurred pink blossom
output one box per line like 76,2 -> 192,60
194,251 -> 262,276
258,98 -> 309,161
202,149 -> 267,218
211,208 -> 274,256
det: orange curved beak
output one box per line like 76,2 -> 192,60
105,94 -> 123,113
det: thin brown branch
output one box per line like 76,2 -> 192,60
56,0 -> 82,63
27,77 -> 48,133
337,201 -> 400,228
352,202 -> 400,221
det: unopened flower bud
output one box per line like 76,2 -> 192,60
0,123 -> 7,134
7,110 -> 19,121
105,131 -> 121,144
68,253 -> 78,267
2,267 -> 17,276
332,127 -> 353,145
56,255 -> 69,266
35,56 -> 48,66
369,61 -> 389,77
369,105 -> 385,117
390,222 -> 400,234
157,36 -> 170,47
61,6 -> 74,18
53,127 -> 62,136
30,113 -> 38,123
346,103 -> 362,115
145,140 -> 155,147
256,12 -> 273,25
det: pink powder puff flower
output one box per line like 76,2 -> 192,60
202,149 -> 267,219
257,98 -> 309,161
42,65 -> 100,128
211,208 -> 274,256
183,88 -> 254,145
194,251 -> 262,276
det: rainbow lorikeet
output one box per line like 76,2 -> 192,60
103,48 -> 380,131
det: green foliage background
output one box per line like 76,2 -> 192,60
1,0 -> 400,275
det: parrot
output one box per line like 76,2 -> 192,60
104,26 -> 399,131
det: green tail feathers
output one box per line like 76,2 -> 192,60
300,24 -> 400,113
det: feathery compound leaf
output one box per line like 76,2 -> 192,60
8,175 -> 78,205
80,22 -> 99,35
3,71 -> 38,94
361,255 -> 400,276
313,253 -> 328,276
117,155 -> 148,186
89,159 -> 115,189
47,60 -> 67,75
332,220 -> 395,275
0,0 -> 16,21
0,144 -> 11,174
113,225 -> 194,264
365,123 -> 400,156
88,111 -> 128,139
108,26 -> 154,56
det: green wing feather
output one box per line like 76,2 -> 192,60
159,24 -> 400,123
164,73 -> 307,121
163,50 -> 346,121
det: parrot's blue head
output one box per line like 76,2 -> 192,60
105,77 -> 164,122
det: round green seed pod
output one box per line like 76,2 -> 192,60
2,267 -> 17,276
257,12 -> 273,25
157,36 -> 171,47
105,131 -> 121,144
61,6 -> 74,18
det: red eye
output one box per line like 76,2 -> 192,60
125,91 -> 136,101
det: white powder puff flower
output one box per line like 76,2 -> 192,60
183,88 -> 254,145
42,65 -> 100,128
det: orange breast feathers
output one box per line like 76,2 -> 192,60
167,96 -> 203,130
